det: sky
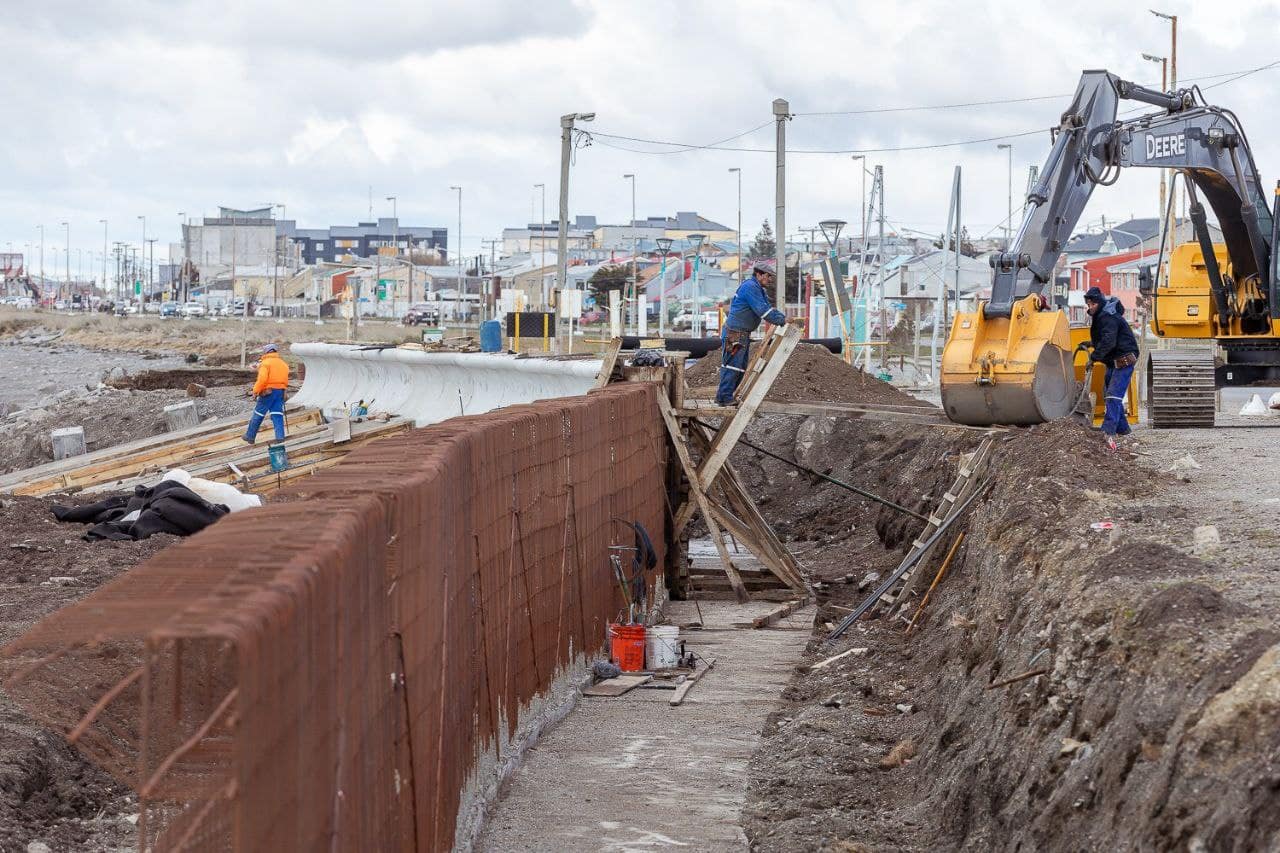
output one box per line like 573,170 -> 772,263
4,0 -> 1280,277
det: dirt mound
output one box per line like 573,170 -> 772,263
0,494 -> 176,848
0,386 -> 248,475
742,406 -> 1280,851
106,367 -> 255,391
686,343 -> 930,408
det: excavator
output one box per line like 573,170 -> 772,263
941,69 -> 1278,428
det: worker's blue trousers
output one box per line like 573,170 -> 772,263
244,388 -> 286,443
716,333 -> 750,405
1101,364 -> 1134,437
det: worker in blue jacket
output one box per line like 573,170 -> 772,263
1084,286 -> 1139,450
716,260 -> 798,405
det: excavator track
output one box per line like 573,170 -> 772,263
1146,349 -> 1216,428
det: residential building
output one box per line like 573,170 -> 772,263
1068,246 -> 1160,316
503,216 -> 596,255
878,251 -> 991,304
279,218 -> 448,265
1063,218 -> 1222,262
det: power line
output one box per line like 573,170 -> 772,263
589,58 -> 1280,158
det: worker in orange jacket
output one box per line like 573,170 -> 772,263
243,344 -> 290,444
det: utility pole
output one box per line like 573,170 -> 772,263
146,238 -> 156,304
37,225 -> 43,302
773,99 -> 790,311
483,238 -> 499,318
99,220 -> 107,298
729,167 -> 742,283
851,155 -> 867,249
557,112 -> 595,346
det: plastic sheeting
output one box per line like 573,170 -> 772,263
290,342 -> 604,425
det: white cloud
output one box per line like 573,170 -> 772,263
4,0 -> 1280,268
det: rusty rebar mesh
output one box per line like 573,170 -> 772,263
1,382 -> 666,851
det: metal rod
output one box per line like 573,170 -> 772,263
691,418 -> 927,522
826,478 -> 992,642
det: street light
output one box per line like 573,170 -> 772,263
1141,52 -> 1171,256
533,183 -> 547,306
996,144 -> 1013,249
60,222 -> 69,304
656,236 -> 673,336
386,196 -> 398,255
622,173 -> 637,334
728,167 -> 742,284
687,233 -> 706,336
449,185 -> 462,320
1152,10 -> 1179,231
137,216 -> 147,301
850,155 -> 867,247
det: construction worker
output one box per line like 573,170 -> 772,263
1084,286 -> 1139,450
243,344 -> 290,444
716,260 -> 797,405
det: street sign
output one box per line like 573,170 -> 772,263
376,278 -> 391,300
134,281 -> 142,295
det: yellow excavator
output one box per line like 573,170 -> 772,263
942,69 -> 1277,428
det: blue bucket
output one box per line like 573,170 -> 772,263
268,444 -> 289,472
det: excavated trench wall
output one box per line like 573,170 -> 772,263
0,382 -> 666,852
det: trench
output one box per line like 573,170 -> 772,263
734,413 -> 1280,852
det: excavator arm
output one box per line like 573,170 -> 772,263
942,69 -> 1274,425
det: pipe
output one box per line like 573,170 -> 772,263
692,419 -> 926,522
620,336 -> 842,358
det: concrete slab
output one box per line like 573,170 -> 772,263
476,599 -> 812,852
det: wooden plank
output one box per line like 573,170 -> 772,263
695,324 -> 802,492
657,395 -> 750,603
582,674 -> 651,697
752,597 -> 809,629
670,658 -> 716,706
593,337 -> 624,388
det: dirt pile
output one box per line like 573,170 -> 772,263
0,495 -> 177,850
685,343 -> 930,407
106,366 -> 256,391
743,415 -> 1280,850
0,386 -> 248,475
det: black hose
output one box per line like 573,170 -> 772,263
692,419 -> 928,522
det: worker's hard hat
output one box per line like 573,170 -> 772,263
261,344 -> 279,353
752,259 -> 777,275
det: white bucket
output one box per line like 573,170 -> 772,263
645,625 -> 680,670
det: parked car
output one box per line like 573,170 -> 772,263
254,305 -> 272,317
181,301 -> 206,317
402,303 -> 441,326
159,302 -> 180,318
143,301 -> 161,314
53,300 -> 67,311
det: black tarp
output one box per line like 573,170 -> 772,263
52,480 -> 230,541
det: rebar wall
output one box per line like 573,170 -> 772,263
1,382 -> 666,851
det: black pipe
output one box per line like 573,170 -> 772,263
1187,182 -> 1230,329
692,419 -> 927,522
620,335 -> 842,358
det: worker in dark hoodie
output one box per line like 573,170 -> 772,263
1083,286 -> 1139,450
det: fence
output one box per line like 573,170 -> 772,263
1,382 -> 666,851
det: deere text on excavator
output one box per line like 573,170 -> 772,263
941,69 -> 1279,428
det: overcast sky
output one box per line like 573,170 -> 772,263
4,0 -> 1279,273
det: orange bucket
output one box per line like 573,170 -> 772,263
609,623 -> 647,672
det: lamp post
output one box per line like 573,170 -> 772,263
996,144 -> 1013,249
1152,10 -> 1178,242
656,236 -> 673,337
533,183 -> 547,306
36,225 -> 43,302
557,112 -> 595,346
386,195 -> 398,255
449,185 -> 463,322
1143,49 -> 1172,255
137,215 -> 147,303
622,173 -> 637,333
99,220 -> 108,299
60,221 -> 69,305
851,155 -> 867,248
687,233 -> 706,336
819,219 -> 847,343
728,167 -> 742,284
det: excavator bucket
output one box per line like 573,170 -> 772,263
940,295 -> 1077,426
